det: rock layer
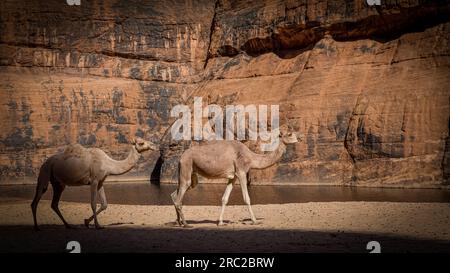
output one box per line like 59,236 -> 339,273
0,0 -> 449,187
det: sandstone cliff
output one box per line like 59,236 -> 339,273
1,0 -> 449,187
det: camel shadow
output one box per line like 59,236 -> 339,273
164,219 -> 232,227
31,224 -> 86,231
241,217 -> 264,222
32,222 -> 135,231
106,222 -> 135,226
164,218 -> 266,227
187,219 -> 229,225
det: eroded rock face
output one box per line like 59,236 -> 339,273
0,0 -> 449,187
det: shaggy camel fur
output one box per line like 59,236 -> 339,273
171,127 -> 300,227
31,138 -> 157,230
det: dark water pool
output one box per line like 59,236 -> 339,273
1,183 -> 450,205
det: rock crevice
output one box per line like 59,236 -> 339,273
0,0 -> 449,187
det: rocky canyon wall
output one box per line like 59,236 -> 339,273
0,0 -> 449,187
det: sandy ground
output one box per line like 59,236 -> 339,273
0,200 -> 450,252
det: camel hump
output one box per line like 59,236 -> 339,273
63,144 -> 87,159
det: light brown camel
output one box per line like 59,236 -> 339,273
31,137 -> 157,230
171,127 -> 300,227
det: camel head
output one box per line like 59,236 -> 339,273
132,137 -> 158,153
279,125 -> 300,144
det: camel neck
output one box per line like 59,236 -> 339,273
106,146 -> 140,175
249,141 -> 286,169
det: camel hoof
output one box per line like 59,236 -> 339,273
65,224 -> 77,230
182,224 -> 193,228
95,225 -> 105,230
217,221 -> 226,226
84,219 -> 90,228
250,221 -> 262,225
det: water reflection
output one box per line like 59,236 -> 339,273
1,183 -> 450,205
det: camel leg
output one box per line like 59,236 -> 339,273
172,159 -> 193,228
31,176 -> 49,231
237,172 -> 257,224
170,190 -> 182,226
50,182 -> 73,229
84,186 -> 107,227
174,178 -> 190,227
89,181 -> 103,229
218,180 -> 234,226
173,183 -> 191,227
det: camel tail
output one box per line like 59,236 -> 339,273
176,160 -> 181,194
190,173 -> 198,189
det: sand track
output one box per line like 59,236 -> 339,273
1,200 -> 449,252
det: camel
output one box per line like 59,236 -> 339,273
31,137 -> 157,230
171,126 -> 300,227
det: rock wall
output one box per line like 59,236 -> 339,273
0,0 -> 449,187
